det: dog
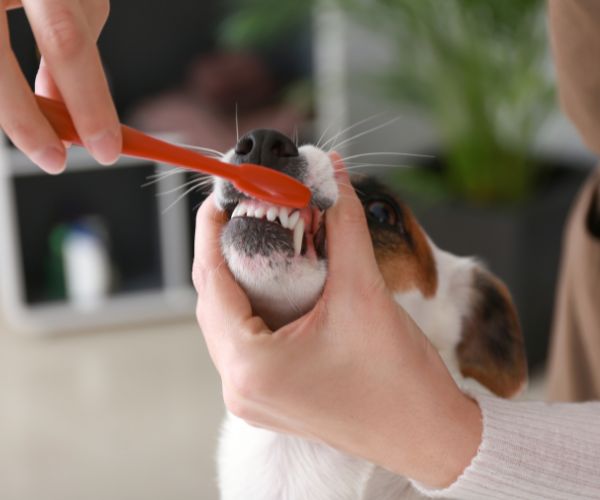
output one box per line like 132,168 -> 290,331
210,129 -> 527,500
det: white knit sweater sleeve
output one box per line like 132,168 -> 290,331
412,393 -> 600,499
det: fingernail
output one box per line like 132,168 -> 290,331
329,151 -> 343,166
329,152 -> 347,176
86,129 -> 121,165
334,165 -> 349,181
32,146 -> 66,174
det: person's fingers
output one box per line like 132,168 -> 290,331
34,57 -> 61,99
0,9 -> 66,173
325,152 -> 381,289
35,0 -> 108,98
34,0 -> 107,153
78,0 -> 110,37
193,194 -> 229,277
192,195 -> 268,340
21,0 -> 121,165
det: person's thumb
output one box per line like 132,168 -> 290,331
324,152 -> 381,291
192,194 -> 254,331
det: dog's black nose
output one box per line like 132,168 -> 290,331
234,129 -> 298,170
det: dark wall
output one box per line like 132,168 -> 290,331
8,1 -> 224,115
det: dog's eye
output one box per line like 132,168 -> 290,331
366,200 -> 397,226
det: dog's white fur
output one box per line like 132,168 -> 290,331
213,146 -> 499,499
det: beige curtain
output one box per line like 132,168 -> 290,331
547,0 -> 600,401
547,171 -> 600,401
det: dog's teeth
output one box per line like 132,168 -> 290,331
279,207 -> 290,228
266,207 -> 278,221
246,206 -> 255,218
254,206 -> 266,219
288,211 -> 300,229
231,205 -> 242,218
236,204 -> 247,218
293,219 -> 304,256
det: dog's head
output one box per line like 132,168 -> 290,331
213,129 -> 527,398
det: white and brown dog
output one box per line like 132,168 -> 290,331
211,129 -> 527,500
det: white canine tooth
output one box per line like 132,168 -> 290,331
237,204 -> 247,217
288,211 -> 300,229
266,207 -> 278,221
232,205 -> 242,218
254,206 -> 266,219
279,207 -> 290,228
293,219 -> 305,256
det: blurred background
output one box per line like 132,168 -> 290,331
0,1 -> 595,499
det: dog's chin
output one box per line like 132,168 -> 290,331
221,216 -> 328,329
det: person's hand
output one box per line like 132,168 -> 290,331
1,0 -> 121,173
193,159 -> 482,489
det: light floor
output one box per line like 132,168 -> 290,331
0,317 -> 224,500
0,316 -> 547,500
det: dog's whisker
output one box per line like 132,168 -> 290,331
235,102 -> 239,143
188,175 -> 214,186
317,110 -> 376,148
328,119 -> 398,153
316,111 -> 357,148
142,168 -> 187,188
342,160 -> 409,166
180,178 -> 213,193
147,165 -> 188,179
156,177 -> 210,197
341,151 -> 433,161
167,141 -> 225,158
329,117 -> 402,152
315,115 -> 341,149
146,169 -> 176,180
161,183 -> 208,214
320,112 -> 388,151
343,164 -> 414,172
330,120 -> 405,154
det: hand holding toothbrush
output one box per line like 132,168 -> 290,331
0,0 -> 120,173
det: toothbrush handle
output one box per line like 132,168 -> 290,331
35,94 -> 241,181
35,94 -> 311,208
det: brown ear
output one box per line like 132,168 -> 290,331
457,266 -> 527,398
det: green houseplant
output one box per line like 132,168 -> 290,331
353,0 -> 553,204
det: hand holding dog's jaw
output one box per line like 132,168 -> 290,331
193,168 -> 483,490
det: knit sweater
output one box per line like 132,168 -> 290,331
415,393 -> 600,499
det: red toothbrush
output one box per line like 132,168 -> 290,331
35,95 -> 311,209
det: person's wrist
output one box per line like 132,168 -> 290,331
417,390 -> 482,489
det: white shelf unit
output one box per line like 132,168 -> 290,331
0,141 -> 199,334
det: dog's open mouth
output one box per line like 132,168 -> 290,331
224,199 -> 327,259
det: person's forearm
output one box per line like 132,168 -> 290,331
412,393 -> 600,499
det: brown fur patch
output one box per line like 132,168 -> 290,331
349,174 -> 438,298
457,268 -> 527,398
373,206 -> 438,298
